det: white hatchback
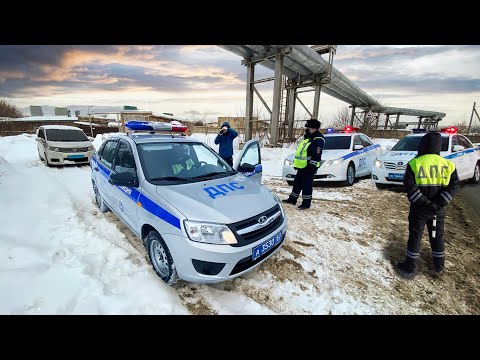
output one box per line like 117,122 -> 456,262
282,127 -> 382,186
36,125 -> 95,166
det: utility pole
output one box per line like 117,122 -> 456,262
87,106 -> 94,137
467,102 -> 477,135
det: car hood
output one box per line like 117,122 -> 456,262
156,174 -> 278,224
285,149 -> 350,162
47,140 -> 92,148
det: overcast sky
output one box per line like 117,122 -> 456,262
1,45 -> 479,127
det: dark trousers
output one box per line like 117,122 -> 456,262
289,168 -> 316,206
222,156 -> 233,167
406,205 -> 445,260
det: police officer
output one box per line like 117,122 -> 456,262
398,131 -> 460,276
282,119 -> 325,210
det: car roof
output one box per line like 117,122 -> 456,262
110,132 -> 198,144
41,125 -> 83,131
406,132 -> 450,138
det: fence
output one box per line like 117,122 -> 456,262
0,120 -> 119,137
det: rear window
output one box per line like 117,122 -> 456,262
324,136 -> 351,150
391,135 -> 449,152
46,129 -> 88,142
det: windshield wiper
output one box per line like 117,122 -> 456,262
188,171 -> 229,180
149,176 -> 188,181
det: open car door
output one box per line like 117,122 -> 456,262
233,139 -> 262,184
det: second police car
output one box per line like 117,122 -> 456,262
372,126 -> 480,188
91,121 -> 287,285
282,126 -> 382,186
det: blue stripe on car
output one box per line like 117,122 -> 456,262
93,158 -> 181,229
342,143 -> 381,160
444,147 -> 478,160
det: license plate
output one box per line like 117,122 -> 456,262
68,155 -> 85,159
388,173 -> 404,180
252,230 -> 284,260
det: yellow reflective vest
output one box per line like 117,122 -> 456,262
172,158 -> 194,175
408,154 -> 456,186
293,137 -> 322,169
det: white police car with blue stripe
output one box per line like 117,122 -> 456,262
282,126 -> 382,186
372,126 -> 480,187
91,121 -> 287,285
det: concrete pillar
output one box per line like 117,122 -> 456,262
245,61 -> 255,142
287,85 -> 296,141
394,114 -> 400,130
350,106 -> 356,127
270,53 -> 284,147
312,84 -> 321,119
384,114 -> 390,130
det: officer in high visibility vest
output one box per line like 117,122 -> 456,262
283,119 -> 325,210
171,144 -> 194,175
398,131 -> 460,276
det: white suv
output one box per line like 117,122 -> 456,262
36,125 -> 95,166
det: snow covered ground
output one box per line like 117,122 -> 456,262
6,133 -> 476,315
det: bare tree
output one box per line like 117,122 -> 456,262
0,100 -> 24,118
332,105 -> 355,128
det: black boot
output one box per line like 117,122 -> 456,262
297,203 -> 310,210
282,196 -> 297,205
433,257 -> 445,274
397,256 -> 417,276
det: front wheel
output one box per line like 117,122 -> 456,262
470,161 -> 480,184
345,163 -> 355,186
93,181 -> 109,212
146,231 -> 178,285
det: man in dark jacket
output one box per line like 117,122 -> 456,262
398,131 -> 460,276
282,119 -> 325,210
214,121 -> 238,167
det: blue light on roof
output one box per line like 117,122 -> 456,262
326,127 -> 335,133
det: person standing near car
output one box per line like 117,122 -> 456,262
282,119 -> 325,210
397,131 -> 460,276
214,121 -> 238,167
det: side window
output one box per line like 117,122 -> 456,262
458,135 -> 473,149
359,134 -> 373,147
100,140 -> 118,169
38,128 -> 44,139
353,135 -> 363,148
240,142 -> 260,167
114,141 -> 137,175
451,135 -> 460,151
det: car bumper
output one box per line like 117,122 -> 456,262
371,167 -> 404,185
282,164 -> 347,182
164,216 -> 288,283
46,150 -> 94,165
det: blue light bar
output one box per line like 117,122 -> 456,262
326,127 -> 335,133
125,121 -> 154,130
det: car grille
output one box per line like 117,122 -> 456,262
58,147 -> 89,153
228,204 -> 284,247
383,161 -> 407,171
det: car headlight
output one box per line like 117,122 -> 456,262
87,146 -> 95,151
324,158 -> 343,167
374,159 -> 383,168
48,146 -> 60,152
184,220 -> 237,245
284,159 -> 293,167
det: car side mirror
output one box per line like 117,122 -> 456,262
35,138 -> 41,142
109,172 -> 138,187
386,145 -> 392,151
238,163 -> 256,173
452,145 -> 465,152
88,136 -> 94,142
354,144 -> 363,150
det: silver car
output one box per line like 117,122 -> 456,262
90,133 -> 287,285
36,125 -> 95,166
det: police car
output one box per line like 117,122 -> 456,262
282,126 -> 382,186
91,121 -> 287,285
372,126 -> 480,188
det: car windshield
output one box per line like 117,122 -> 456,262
391,135 -> 449,151
46,129 -> 89,142
324,136 -> 351,150
137,141 -> 237,185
